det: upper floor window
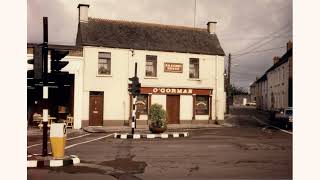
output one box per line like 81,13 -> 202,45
189,58 -> 199,79
98,52 -> 111,75
146,55 -> 157,77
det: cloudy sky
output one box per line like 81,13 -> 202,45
27,0 -> 292,90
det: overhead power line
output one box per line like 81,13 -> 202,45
220,34 -> 292,40
232,23 -> 291,55
233,46 -> 286,57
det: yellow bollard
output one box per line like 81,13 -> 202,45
50,123 -> 67,158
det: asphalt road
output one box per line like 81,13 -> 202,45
27,106 -> 292,180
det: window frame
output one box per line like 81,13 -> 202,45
195,95 -> 209,115
189,58 -> 199,79
136,94 -> 149,115
98,52 -> 111,75
145,55 -> 157,77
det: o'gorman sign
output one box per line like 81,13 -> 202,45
164,63 -> 183,73
152,88 -> 192,94
138,87 -> 212,95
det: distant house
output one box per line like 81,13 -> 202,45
249,82 -> 256,103
233,94 -> 250,106
250,41 -> 293,111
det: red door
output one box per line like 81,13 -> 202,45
89,92 -> 104,126
166,95 -> 180,124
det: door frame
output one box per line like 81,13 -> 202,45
166,95 -> 180,124
89,91 -> 104,126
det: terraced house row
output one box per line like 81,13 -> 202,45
27,4 -> 226,129
250,41 -> 293,111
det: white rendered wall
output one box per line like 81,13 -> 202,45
180,95 -> 193,120
61,57 -> 83,129
151,95 -> 166,111
128,50 -> 217,89
267,61 -> 290,110
82,47 -> 130,121
82,46 -> 225,122
215,56 -> 225,120
82,91 -> 89,120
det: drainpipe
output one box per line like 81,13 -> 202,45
215,55 -> 218,121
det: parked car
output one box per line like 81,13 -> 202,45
245,102 -> 256,106
272,107 -> 293,129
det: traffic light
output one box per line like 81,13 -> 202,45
128,76 -> 141,96
50,49 -> 69,73
27,45 -> 43,79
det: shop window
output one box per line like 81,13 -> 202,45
195,96 -> 209,115
146,55 -> 157,77
136,94 -> 148,114
189,58 -> 199,78
98,52 -> 111,75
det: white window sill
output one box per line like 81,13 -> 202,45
96,74 -> 112,77
188,78 -> 201,81
144,76 -> 158,79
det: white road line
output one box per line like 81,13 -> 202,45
27,133 -> 92,149
65,133 -> 114,149
252,116 -> 292,135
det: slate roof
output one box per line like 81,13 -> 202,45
266,48 -> 292,73
253,47 -> 292,85
76,18 -> 225,56
255,73 -> 267,83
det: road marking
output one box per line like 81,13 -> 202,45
251,116 -> 292,135
27,133 -> 92,149
65,133 -> 114,149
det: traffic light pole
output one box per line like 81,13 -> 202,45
42,17 -> 49,156
131,63 -> 138,135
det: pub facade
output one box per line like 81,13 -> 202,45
27,4 -> 226,129
76,4 -> 226,128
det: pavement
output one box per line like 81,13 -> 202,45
28,117 -> 233,135
82,122 -> 232,133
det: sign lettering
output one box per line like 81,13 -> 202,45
151,88 -> 193,94
164,63 -> 183,73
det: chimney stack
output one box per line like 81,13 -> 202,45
207,21 -> 217,34
77,4 -> 90,23
287,40 -> 293,50
273,56 -> 280,64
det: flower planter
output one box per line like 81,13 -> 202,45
149,103 -> 167,134
149,125 -> 167,134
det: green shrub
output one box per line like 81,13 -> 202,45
149,103 -> 167,128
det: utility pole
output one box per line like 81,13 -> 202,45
226,53 -> 231,114
42,17 -> 49,156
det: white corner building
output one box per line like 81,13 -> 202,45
27,4 -> 226,129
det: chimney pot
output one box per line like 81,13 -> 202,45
78,4 -> 90,23
207,21 -> 217,34
273,56 -> 280,64
287,40 -> 293,50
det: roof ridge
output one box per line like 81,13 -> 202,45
89,17 -> 207,32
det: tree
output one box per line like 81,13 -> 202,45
229,84 -> 248,96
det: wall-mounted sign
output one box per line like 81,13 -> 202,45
152,87 -> 192,94
164,63 -> 183,73
138,87 -> 212,95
